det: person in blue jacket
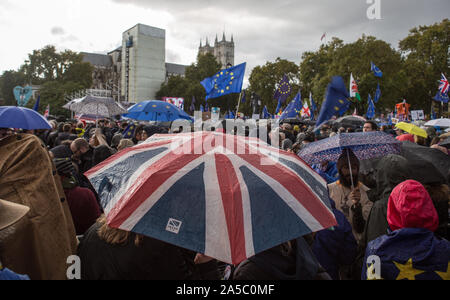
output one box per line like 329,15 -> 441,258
312,199 -> 357,280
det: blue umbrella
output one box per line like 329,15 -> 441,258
0,106 -> 51,130
123,100 -> 193,122
298,132 -> 402,166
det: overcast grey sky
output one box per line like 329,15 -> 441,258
0,0 -> 448,82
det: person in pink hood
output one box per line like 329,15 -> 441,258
362,180 -> 449,280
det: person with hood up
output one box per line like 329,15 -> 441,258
362,180 -> 449,280
364,155 -> 411,243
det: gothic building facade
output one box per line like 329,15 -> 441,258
199,33 -> 235,68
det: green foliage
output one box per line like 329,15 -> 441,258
399,19 -> 450,110
0,45 -> 93,117
0,70 -> 27,106
247,58 -> 300,115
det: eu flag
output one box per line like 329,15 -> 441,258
374,83 -> 381,103
433,91 -> 449,103
273,74 -> 292,104
262,105 -> 272,119
315,76 -> 351,129
122,123 -> 136,138
274,98 -> 283,116
366,97 -> 375,120
371,62 -> 383,78
362,228 -> 450,280
33,95 -> 40,112
201,63 -> 246,100
280,91 -> 303,120
310,92 -> 317,121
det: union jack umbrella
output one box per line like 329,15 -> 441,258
85,132 -> 336,265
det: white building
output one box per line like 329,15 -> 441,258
121,24 -> 166,103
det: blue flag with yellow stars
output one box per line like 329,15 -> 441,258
273,74 -> 292,104
315,76 -> 350,129
201,63 -> 246,100
371,62 -> 383,78
280,91 -> 303,120
366,96 -> 375,120
362,228 -> 450,280
262,105 -> 272,119
122,123 -> 136,138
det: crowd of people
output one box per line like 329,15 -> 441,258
0,115 -> 449,280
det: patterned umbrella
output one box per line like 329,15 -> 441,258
64,95 -> 128,117
298,132 -> 402,165
85,132 -> 336,265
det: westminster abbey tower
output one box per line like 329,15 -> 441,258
198,33 -> 235,68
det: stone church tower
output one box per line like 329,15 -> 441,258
199,33 -> 234,68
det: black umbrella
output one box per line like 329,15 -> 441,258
335,115 -> 366,128
440,137 -> 450,149
400,141 -> 449,184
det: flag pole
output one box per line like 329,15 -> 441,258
234,92 -> 243,120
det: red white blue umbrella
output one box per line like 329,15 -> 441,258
85,132 -> 336,265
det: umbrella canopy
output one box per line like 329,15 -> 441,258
64,95 -> 128,117
335,115 -> 366,128
440,137 -> 450,149
298,131 -> 402,165
395,122 -> 427,138
85,132 -> 336,265
0,106 -> 51,130
123,100 -> 193,122
400,141 -> 449,184
425,118 -> 450,128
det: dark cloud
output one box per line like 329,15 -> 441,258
51,26 -> 65,36
110,0 -> 449,74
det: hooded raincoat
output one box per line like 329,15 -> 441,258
362,180 -> 449,280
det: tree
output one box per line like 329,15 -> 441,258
11,45 -> 94,117
247,58 -> 300,115
399,19 -> 450,113
299,35 -> 405,115
0,70 -> 27,106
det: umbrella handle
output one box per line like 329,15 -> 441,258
346,149 -> 355,190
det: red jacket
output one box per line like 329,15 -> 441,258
387,180 -> 438,232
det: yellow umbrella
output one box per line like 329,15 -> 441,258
395,122 -> 428,138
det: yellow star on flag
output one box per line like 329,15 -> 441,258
394,258 -> 425,280
435,262 -> 450,280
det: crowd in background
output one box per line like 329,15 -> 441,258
0,115 -> 449,280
